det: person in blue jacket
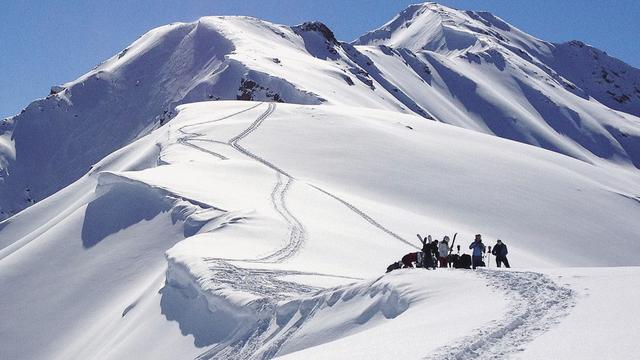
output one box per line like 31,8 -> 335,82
491,239 -> 510,268
469,234 -> 486,269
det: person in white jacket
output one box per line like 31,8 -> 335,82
438,236 -> 451,268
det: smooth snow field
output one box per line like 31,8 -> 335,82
2,101 -> 639,359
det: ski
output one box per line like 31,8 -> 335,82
448,232 -> 457,256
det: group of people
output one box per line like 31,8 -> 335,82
387,233 -> 510,272
469,234 -> 510,269
418,234 -> 454,269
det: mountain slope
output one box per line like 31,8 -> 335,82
355,2 -> 640,118
2,101 -> 640,359
354,2 -> 640,166
2,4 -> 640,358
2,5 -> 640,219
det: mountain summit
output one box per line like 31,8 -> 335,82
356,2 -> 640,116
1,3 -> 640,219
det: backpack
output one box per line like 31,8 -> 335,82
386,261 -> 402,273
455,254 -> 472,269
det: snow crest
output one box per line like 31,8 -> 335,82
426,269 -> 575,359
163,260 -> 409,360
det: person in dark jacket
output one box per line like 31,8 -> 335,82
469,234 -> 486,269
418,235 -> 435,269
428,240 -> 439,270
401,252 -> 418,268
491,239 -> 510,268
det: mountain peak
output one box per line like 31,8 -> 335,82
292,21 -> 338,45
354,2 -> 479,52
353,2 -> 529,53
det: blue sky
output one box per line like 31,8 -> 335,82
1,0 -> 639,118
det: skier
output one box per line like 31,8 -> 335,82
417,234 -> 437,269
438,236 -> 450,268
491,239 -> 510,268
469,234 -> 486,269
428,239 -> 439,270
401,252 -> 418,268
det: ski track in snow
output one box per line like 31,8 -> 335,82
176,138 -> 229,160
203,260 -> 321,302
176,101 -> 414,264
170,102 -> 424,359
309,184 -> 418,249
425,269 -> 576,360
173,103 -> 577,360
255,172 -> 305,263
177,102 -> 306,263
193,261 -> 362,360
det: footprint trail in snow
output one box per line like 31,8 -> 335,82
426,269 -> 575,360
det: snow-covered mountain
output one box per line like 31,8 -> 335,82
2,3 -> 640,360
2,2 -> 639,219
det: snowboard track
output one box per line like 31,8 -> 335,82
425,269 -> 576,360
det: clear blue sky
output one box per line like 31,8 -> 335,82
2,0 -> 639,118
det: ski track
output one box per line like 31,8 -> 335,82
172,102 -> 551,360
194,261 -> 361,360
228,103 -> 293,178
425,269 -> 576,360
176,102 -> 303,263
254,172 -> 305,263
309,184 -> 418,249
172,103 -> 576,360
173,102 -> 317,359
203,260 -> 321,302
177,138 -> 228,160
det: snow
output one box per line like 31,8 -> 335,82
3,2 -> 640,219
2,100 -> 640,359
275,270 -> 509,360
2,2 -> 640,359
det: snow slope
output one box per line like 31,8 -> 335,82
2,101 -> 640,359
355,2 -> 640,118
3,2 -> 640,359
2,2 -> 640,219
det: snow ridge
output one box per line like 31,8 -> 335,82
175,102 -> 304,263
426,269 -> 575,360
190,271 -> 407,360
163,102 -> 428,358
